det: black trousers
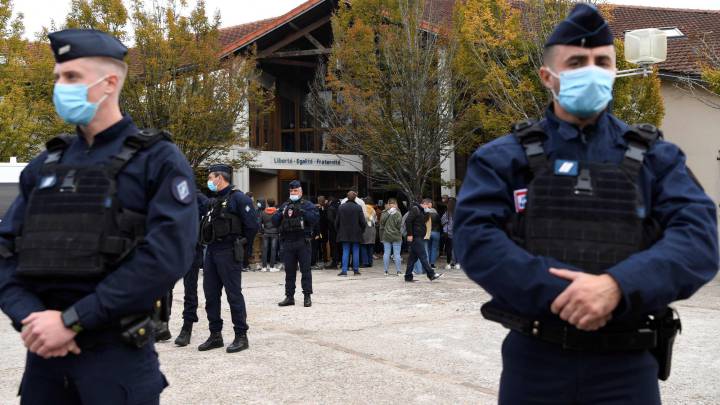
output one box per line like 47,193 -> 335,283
204,244 -> 248,334
405,238 -> 435,280
283,238 -> 313,296
329,229 -> 340,264
19,339 -> 166,405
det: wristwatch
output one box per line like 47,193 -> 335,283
61,306 -> 83,334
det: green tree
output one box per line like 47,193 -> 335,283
65,0 -> 272,178
0,0 -> 66,162
308,0 -> 479,201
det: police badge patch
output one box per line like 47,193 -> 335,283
171,177 -> 192,204
514,188 -> 528,213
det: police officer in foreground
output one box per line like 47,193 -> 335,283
454,4 -> 718,404
273,180 -> 319,307
198,164 -> 254,353
0,29 -> 198,403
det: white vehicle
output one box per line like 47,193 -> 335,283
0,157 -> 25,219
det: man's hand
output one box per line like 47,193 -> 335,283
21,310 -> 77,358
549,268 -> 622,331
42,340 -> 82,359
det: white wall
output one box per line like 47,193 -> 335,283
660,82 -> 720,225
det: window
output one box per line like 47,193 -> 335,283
659,27 -> 684,38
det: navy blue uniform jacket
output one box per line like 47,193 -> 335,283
0,116 -> 199,332
209,185 -> 257,244
454,108 -> 719,320
272,199 -> 320,239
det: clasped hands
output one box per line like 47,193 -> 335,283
549,268 -> 622,331
20,310 -> 80,359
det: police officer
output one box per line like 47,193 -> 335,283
174,191 -> 209,346
0,29 -> 198,403
198,164 -> 253,353
273,180 -> 319,307
454,4 -> 718,404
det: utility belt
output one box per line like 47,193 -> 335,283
117,292 -> 172,348
481,303 -> 681,380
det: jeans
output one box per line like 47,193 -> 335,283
341,242 -> 360,273
429,231 -> 441,265
262,235 -> 278,268
382,241 -> 402,273
361,244 -> 374,266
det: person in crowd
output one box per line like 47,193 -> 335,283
380,198 -> 403,276
440,197 -> 458,270
405,199 -> 443,282
260,198 -> 280,272
335,191 -> 366,276
361,197 -> 377,268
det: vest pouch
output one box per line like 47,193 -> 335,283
17,165 -> 132,279
212,217 -> 232,239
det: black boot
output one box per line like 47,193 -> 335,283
226,333 -> 249,353
155,322 -> 171,341
304,293 -> 312,307
278,296 -> 295,306
197,332 -> 224,351
174,324 -> 192,347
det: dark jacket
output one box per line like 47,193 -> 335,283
327,200 -> 340,233
260,207 -> 279,236
335,199 -> 366,243
405,203 -> 429,239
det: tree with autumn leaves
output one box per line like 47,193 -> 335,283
454,0 -> 664,146
0,0 -> 66,162
309,0 -> 665,200
0,0 -> 270,176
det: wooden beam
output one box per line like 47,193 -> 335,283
262,58 -> 318,68
263,48 -> 330,59
288,21 -> 326,51
258,15 -> 331,58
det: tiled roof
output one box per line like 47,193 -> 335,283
607,5 -> 720,76
219,17 -> 281,50
218,0 -> 327,57
215,1 -> 720,76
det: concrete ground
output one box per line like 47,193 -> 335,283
1,261 -> 719,404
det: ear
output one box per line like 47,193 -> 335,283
539,67 -> 555,91
104,74 -> 120,95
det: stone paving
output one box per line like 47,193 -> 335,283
1,262 -> 719,404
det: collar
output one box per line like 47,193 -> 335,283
76,115 -> 134,147
217,185 -> 235,197
543,105 -> 628,147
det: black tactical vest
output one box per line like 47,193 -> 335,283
279,200 -> 305,238
200,189 -> 243,244
16,129 -> 171,279
508,120 -> 662,274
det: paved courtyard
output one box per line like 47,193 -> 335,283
1,262 -> 719,404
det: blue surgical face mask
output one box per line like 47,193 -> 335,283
207,180 -> 218,192
53,76 -> 109,125
548,66 -> 616,118
289,194 -> 300,202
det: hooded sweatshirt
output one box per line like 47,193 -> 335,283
261,207 -> 279,235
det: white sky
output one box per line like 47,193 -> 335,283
14,0 -> 720,40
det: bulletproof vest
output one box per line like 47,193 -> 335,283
508,120 -> 662,274
279,200 -> 305,237
200,189 -> 243,244
16,129 -> 171,279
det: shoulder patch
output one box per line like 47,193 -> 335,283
171,177 -> 192,205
